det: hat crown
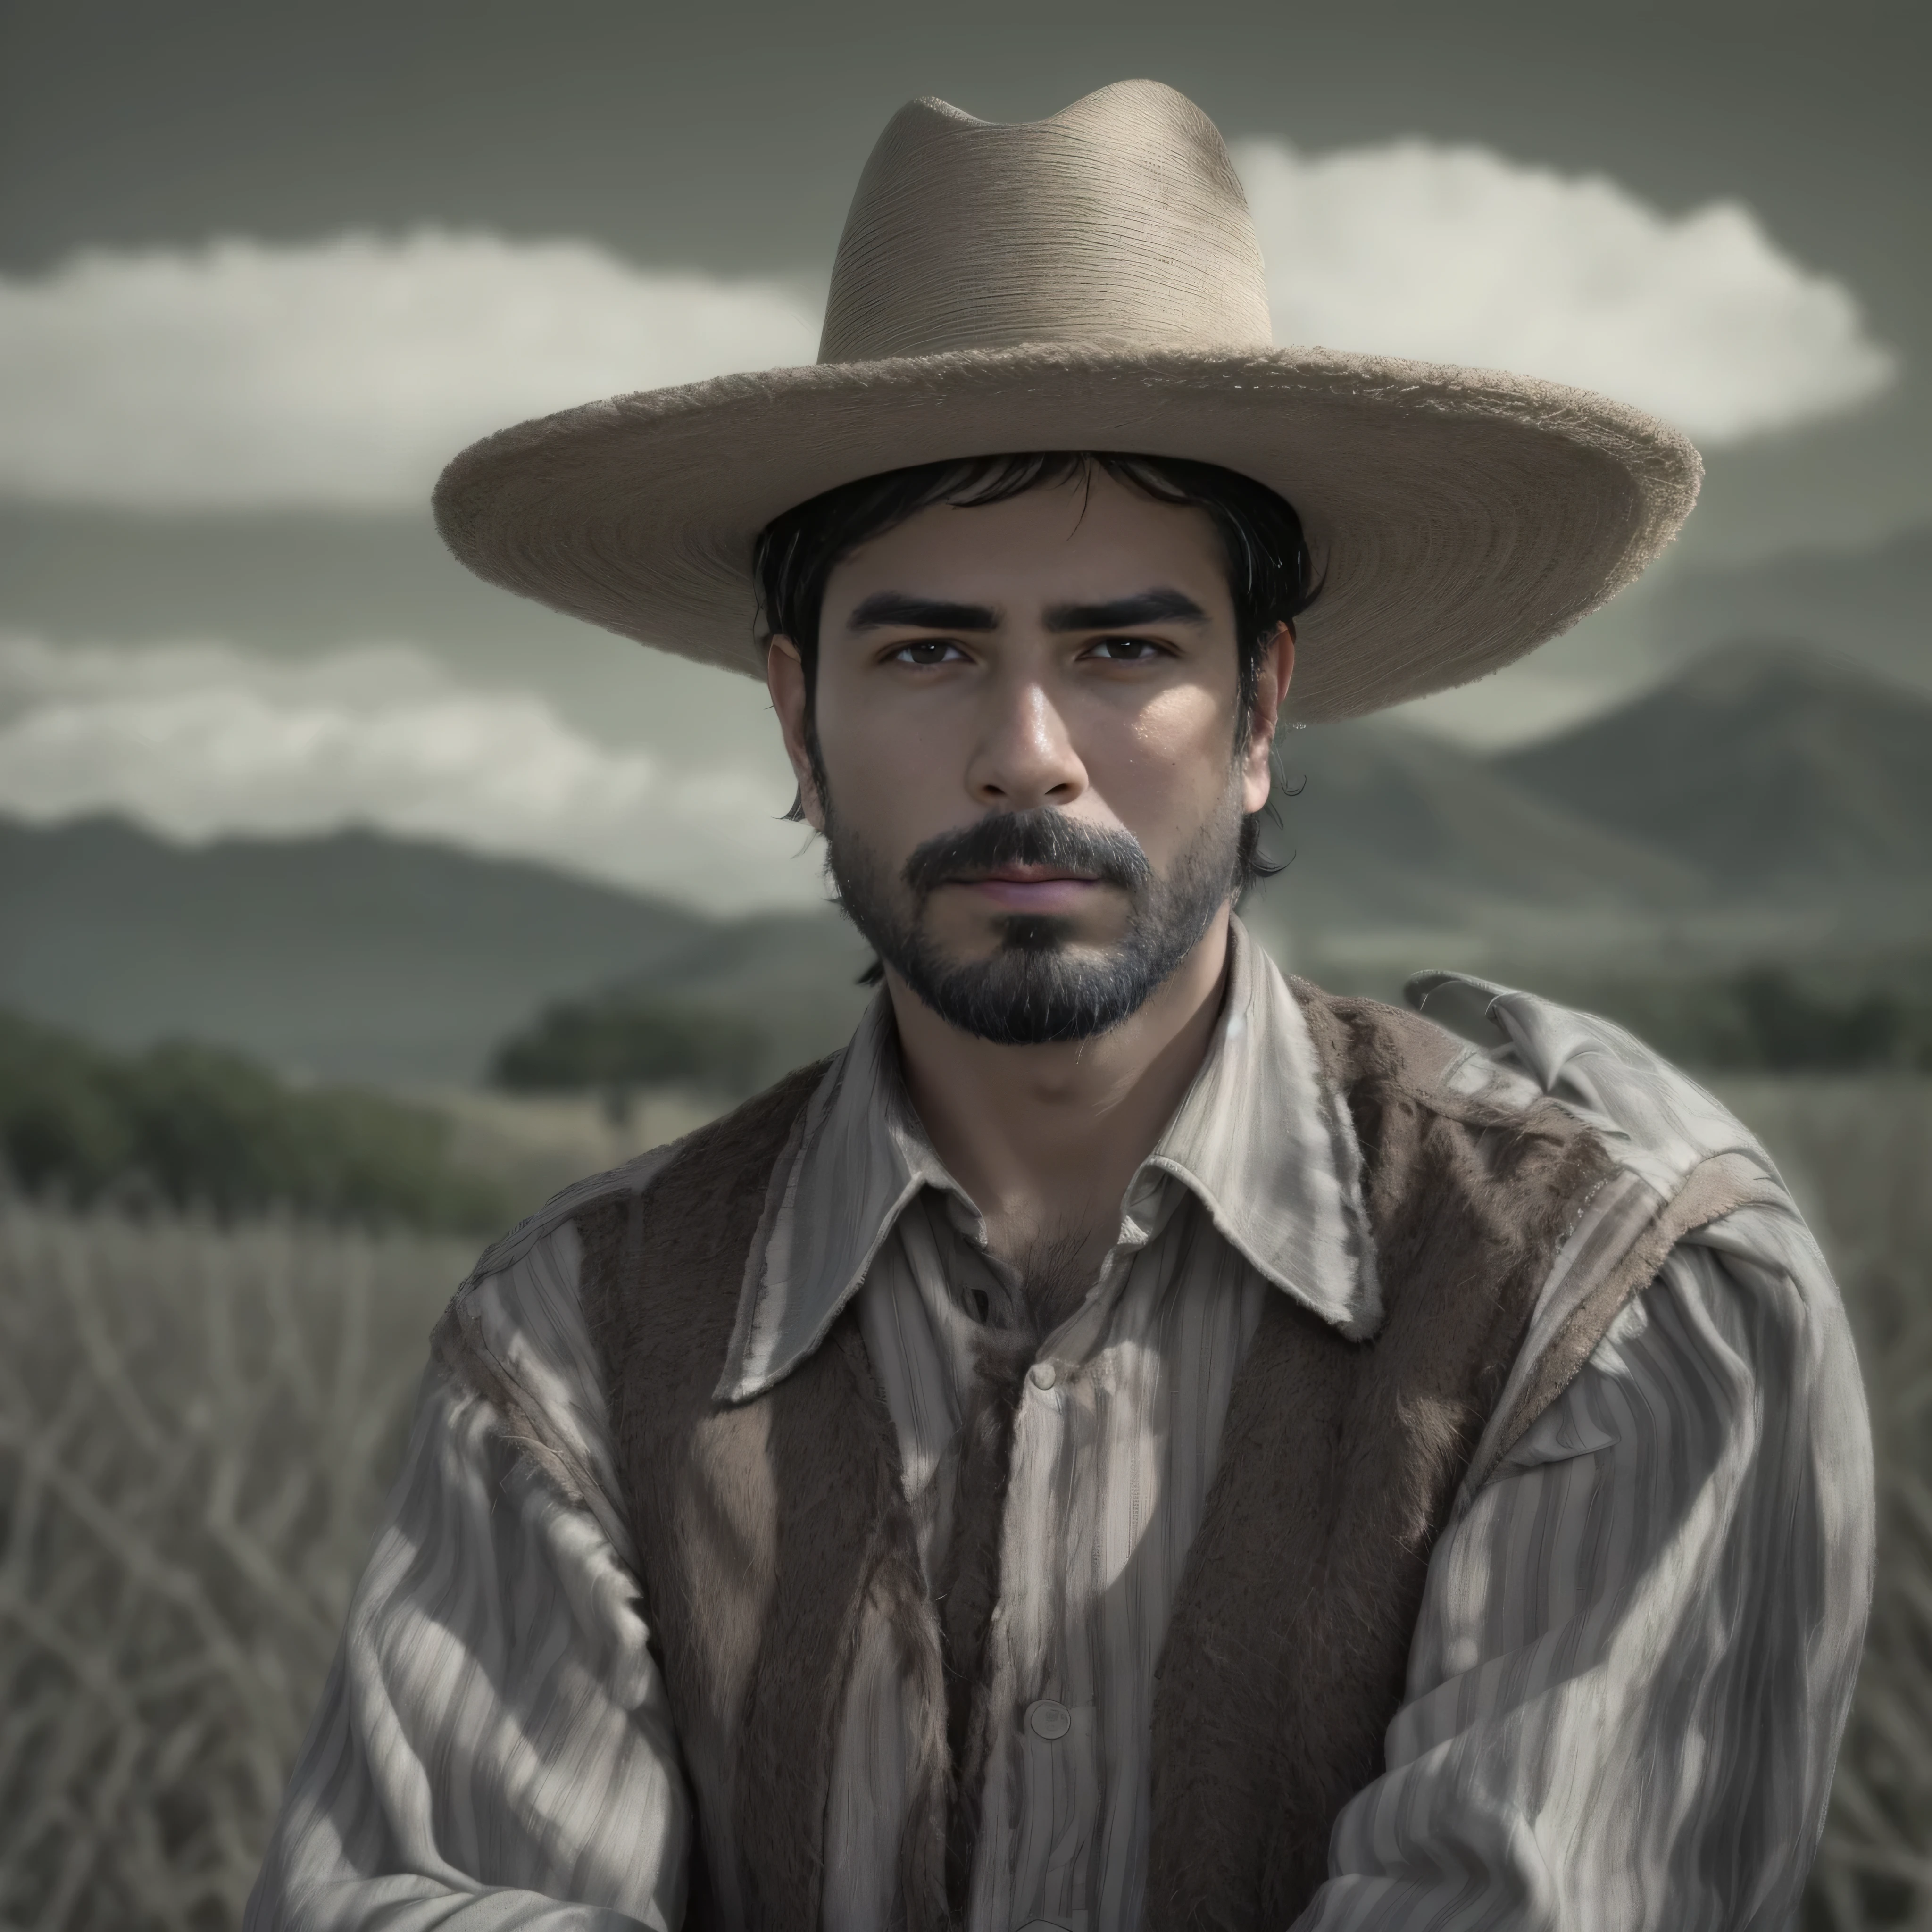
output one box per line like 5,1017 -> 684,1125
818,80 -> 1274,365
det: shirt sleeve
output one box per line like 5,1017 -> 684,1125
1295,1206 -> 1875,1932
245,1227 -> 691,1932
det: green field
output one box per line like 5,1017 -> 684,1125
0,1079 -> 1926,1929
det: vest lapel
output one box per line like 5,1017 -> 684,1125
1144,989 -> 1615,1929
579,1064 -> 948,1932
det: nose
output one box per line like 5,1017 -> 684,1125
964,671 -> 1088,812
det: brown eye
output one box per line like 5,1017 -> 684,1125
1088,637 -> 1166,662
892,638 -> 966,666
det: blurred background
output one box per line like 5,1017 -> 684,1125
0,1 -> 1927,1925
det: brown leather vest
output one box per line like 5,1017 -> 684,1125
574,989 -> 1650,1931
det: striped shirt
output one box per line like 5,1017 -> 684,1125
247,923 -> 1874,1932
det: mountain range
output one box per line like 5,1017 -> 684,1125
1499,643 -> 1932,894
0,817 -> 871,1082
1246,641 -> 1932,981
1646,525 -> 1932,699
3,643 -> 1929,1082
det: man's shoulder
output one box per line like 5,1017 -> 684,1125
425,1057 -> 841,1518
1291,964 -> 1809,1317
1396,968 -> 1775,1198
1390,972 -> 1835,1495
429,1144 -> 680,1466
458,1143 -> 681,1300
1289,962 -> 1779,1192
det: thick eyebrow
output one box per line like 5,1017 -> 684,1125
1044,588 -> 1209,632
845,592 -> 1000,633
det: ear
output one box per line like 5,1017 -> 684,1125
1241,623 -> 1295,815
766,635 -> 827,832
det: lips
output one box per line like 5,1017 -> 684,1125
950,866 -> 1103,913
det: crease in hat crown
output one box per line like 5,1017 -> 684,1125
817,79 -> 1274,364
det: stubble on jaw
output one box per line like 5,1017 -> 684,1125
818,784 -> 1248,1048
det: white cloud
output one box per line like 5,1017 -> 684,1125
0,634 -> 825,912
0,232 -> 821,512
1233,137 -> 1896,443
0,154 -> 1895,515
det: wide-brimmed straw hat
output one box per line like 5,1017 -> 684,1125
433,80 -> 1700,721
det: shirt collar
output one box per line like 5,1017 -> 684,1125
715,918 -> 1381,1403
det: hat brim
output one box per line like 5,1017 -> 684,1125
432,343 -> 1699,723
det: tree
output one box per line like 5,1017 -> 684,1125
490,991 -> 767,1114
0,1007 -> 508,1230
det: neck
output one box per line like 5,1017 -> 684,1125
886,907 -> 1236,1279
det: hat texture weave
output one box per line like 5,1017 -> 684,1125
433,80 -> 1700,720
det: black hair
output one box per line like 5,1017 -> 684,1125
751,450 -> 1320,886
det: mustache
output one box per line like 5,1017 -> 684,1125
901,810 -> 1152,900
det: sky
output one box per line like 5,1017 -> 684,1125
1,0 -> 1926,910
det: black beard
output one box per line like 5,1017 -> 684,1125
823,799 -> 1242,1046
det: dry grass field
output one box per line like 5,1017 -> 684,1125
0,1078 -> 1926,1930
1714,1080 -> 1932,1929
0,1208 -> 467,1932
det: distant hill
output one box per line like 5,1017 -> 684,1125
2,736 -> 1689,1083
1647,525 -> 1932,700
1239,719 -> 1714,980
1270,719 -> 1698,905
1496,644 -> 1932,907
625,908 -> 877,1075
0,816 -> 863,1083
9,644 -> 1932,1080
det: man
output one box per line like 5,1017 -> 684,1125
250,82 -> 1873,1932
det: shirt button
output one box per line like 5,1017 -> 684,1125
1027,1361 -> 1058,1391
1026,1699 -> 1072,1740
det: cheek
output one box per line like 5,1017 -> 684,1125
813,686 -> 964,846
1091,687 -> 1240,824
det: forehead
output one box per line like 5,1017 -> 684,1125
822,471 -> 1233,622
